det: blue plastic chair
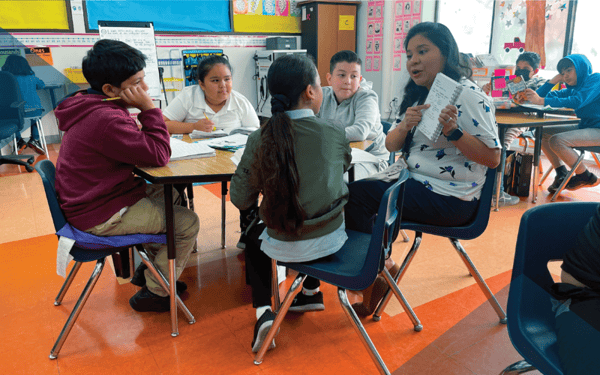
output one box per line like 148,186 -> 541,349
34,160 -> 195,359
372,168 -> 508,327
500,202 -> 598,375
254,170 -> 417,375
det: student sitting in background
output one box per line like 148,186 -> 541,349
482,51 -> 546,206
317,50 -> 389,180
1,54 -> 46,155
54,39 -> 199,312
526,54 -> 600,192
551,203 -> 600,374
163,55 -> 260,250
162,55 -> 260,134
230,54 -> 351,352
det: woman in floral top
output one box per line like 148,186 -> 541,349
347,22 -> 501,316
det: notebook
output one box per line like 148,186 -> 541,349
418,72 -> 464,142
189,127 -> 257,139
169,138 -> 216,161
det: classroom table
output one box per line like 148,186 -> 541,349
494,112 -> 580,210
134,137 -> 371,336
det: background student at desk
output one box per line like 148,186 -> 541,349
162,55 -> 260,134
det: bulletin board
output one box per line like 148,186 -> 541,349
233,0 -> 301,33
86,0 -> 231,33
0,1 -> 71,32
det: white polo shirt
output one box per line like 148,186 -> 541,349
163,85 -> 260,133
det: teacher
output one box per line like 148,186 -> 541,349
163,55 -> 260,134
346,22 -> 501,317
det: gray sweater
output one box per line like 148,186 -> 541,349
317,80 -> 389,161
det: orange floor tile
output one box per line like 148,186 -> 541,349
1,143 -> 598,374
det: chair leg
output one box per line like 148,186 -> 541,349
551,151 -> 586,202
35,118 -> 48,155
373,232 -> 422,321
539,165 -> 554,186
254,273 -> 306,365
500,359 -> 537,374
338,288 -> 391,375
221,182 -> 227,249
449,239 -> 507,324
54,261 -> 83,306
271,259 -> 281,312
136,246 -> 196,325
400,230 -> 410,242
380,268 -> 422,331
592,152 -> 600,170
186,184 -> 198,254
50,258 -> 106,359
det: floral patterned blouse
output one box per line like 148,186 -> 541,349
392,78 -> 501,201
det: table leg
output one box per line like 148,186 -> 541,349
221,181 -> 228,249
531,127 -> 543,203
163,185 -> 179,336
494,126 -> 507,212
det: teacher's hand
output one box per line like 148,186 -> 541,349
400,104 -> 430,132
193,118 -> 215,132
439,104 -> 459,136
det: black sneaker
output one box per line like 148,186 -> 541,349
289,291 -> 325,313
548,175 -> 565,194
16,138 -> 27,151
251,309 -> 278,353
236,233 -> 247,249
130,263 -> 187,295
566,172 -> 600,191
27,139 -> 45,155
129,286 -> 171,312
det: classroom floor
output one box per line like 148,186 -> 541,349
2,144 -> 599,374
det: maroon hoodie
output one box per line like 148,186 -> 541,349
54,92 -> 171,230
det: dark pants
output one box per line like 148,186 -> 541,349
345,178 -> 479,235
245,222 -> 320,308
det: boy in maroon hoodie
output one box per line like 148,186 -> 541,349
55,40 -> 199,312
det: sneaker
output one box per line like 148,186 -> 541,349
129,286 -> 171,312
565,172 -> 599,191
251,309 -> 278,353
492,191 -> 520,207
289,291 -> 325,313
130,263 -> 188,295
237,233 -> 247,249
27,139 -> 45,155
548,175 -> 566,194
16,138 -> 27,151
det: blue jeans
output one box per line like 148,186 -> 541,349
16,119 -> 39,142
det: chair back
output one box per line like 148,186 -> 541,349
508,202 -> 598,375
35,159 -> 68,232
400,167 -> 497,240
0,71 -> 26,141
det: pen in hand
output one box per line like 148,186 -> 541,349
204,112 -> 216,131
102,97 -> 121,101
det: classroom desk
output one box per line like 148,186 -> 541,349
494,112 -> 580,210
134,137 -> 371,336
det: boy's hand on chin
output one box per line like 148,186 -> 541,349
120,87 -> 154,112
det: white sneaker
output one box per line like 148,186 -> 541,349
493,191 -> 520,207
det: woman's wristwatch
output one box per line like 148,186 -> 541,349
445,125 -> 464,142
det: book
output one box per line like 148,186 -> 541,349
169,138 -> 216,161
418,72 -> 464,142
204,133 -> 249,151
189,127 -> 257,139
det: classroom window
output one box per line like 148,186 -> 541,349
436,0 -> 494,55
571,1 -> 600,71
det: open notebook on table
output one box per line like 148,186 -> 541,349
169,138 -> 216,161
189,127 -> 256,139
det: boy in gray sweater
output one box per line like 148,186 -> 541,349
317,50 -> 389,180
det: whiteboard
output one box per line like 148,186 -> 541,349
98,21 -> 161,99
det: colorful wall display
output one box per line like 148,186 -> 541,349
233,0 -> 301,33
392,0 -> 422,71
365,1 -> 384,72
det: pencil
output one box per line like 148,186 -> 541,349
102,97 -> 121,101
204,112 -> 216,131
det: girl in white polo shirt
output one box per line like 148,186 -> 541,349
163,55 -> 260,134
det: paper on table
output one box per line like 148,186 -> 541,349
170,138 -> 216,161
230,147 -> 245,166
190,127 -> 257,139
351,148 -> 381,164
205,133 -> 249,151
517,103 -> 559,111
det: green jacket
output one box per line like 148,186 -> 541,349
231,115 -> 351,242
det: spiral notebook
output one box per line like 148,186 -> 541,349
418,72 -> 464,142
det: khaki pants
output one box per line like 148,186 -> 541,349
86,185 -> 199,296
